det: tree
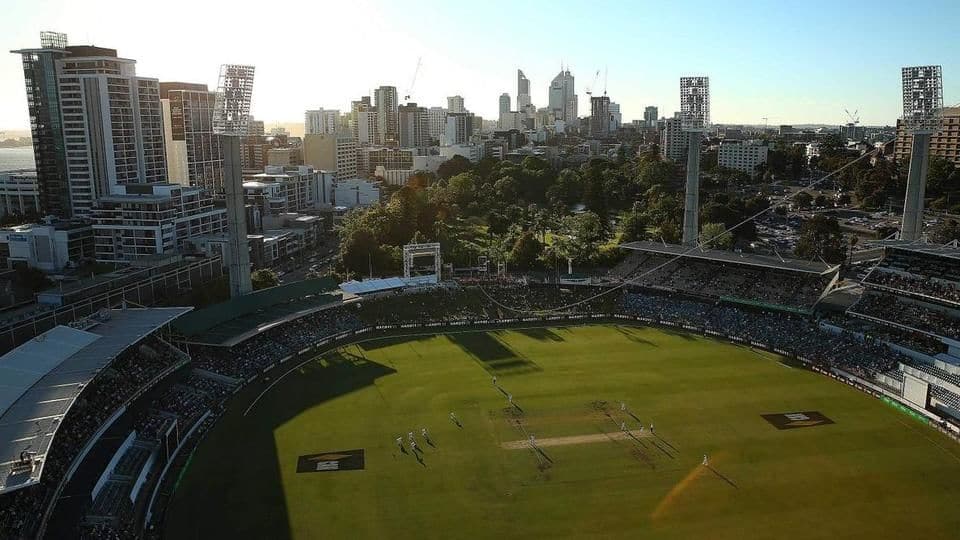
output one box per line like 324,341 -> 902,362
437,155 -> 472,180
926,156 -> 957,197
445,173 -> 477,208
558,212 -> 605,265
795,215 -> 846,263
793,191 -> 813,210
930,219 -> 960,243
618,211 -> 647,243
654,221 -> 681,244
509,232 -> 543,271
699,222 -> 733,250
251,268 -> 279,290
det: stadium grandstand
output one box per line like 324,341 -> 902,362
610,241 -> 839,313
845,242 -> 960,421
0,307 -> 191,539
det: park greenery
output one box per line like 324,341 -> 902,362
337,138 -> 959,277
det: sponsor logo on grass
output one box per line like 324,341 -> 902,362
761,411 -> 835,430
297,449 -> 365,473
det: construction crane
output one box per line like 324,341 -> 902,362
844,108 -> 860,126
404,57 -> 422,102
584,70 -> 601,96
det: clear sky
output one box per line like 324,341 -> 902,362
1,0 -> 958,132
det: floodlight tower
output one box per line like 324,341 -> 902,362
899,66 -> 943,242
680,76 -> 710,246
213,64 -> 256,297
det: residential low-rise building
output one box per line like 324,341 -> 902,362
360,147 -> 415,178
0,170 -> 40,219
91,183 -> 227,263
895,106 -> 960,167
267,147 -> 303,167
333,179 -> 381,209
440,144 -> 483,162
717,140 -> 769,176
243,165 -> 330,220
0,221 -> 94,271
303,133 -> 358,181
659,115 -> 691,162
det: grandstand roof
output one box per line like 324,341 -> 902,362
870,240 -> 960,261
340,277 -> 407,295
172,278 -> 343,346
172,277 -> 339,338
620,241 -> 836,275
340,276 -> 441,296
0,307 -> 191,495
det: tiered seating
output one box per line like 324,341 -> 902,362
113,446 -> 150,477
931,385 -> 960,410
907,362 -> 960,388
609,252 -> 831,309
850,294 -> 960,339
89,481 -> 128,518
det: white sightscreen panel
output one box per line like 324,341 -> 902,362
903,373 -> 929,408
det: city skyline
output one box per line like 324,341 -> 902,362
1,0 -> 959,132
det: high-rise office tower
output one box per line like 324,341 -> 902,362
644,106 -> 658,127
426,107 -> 448,144
54,45 -> 166,217
305,109 -> 340,135
589,95 -> 611,137
517,69 -> 531,110
10,31 -> 72,218
374,86 -> 398,144
357,110 -> 380,145
499,93 -> 511,115
398,103 -> 428,148
445,112 -> 474,145
548,68 -> 577,122
609,102 -> 621,132
447,95 -> 465,113
160,82 -> 223,192
350,97 -> 372,142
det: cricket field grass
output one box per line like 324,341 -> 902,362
163,325 -> 960,539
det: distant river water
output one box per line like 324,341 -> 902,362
0,147 -> 36,171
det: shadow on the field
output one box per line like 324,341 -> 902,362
707,465 -> 738,489
164,354 -> 397,540
614,326 -> 659,347
655,434 -> 678,453
447,332 -> 541,375
357,333 -> 434,352
658,327 -> 697,341
515,327 -> 565,342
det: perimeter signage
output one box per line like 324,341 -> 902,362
297,449 -> 365,473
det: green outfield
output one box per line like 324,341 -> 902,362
164,325 -> 960,539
